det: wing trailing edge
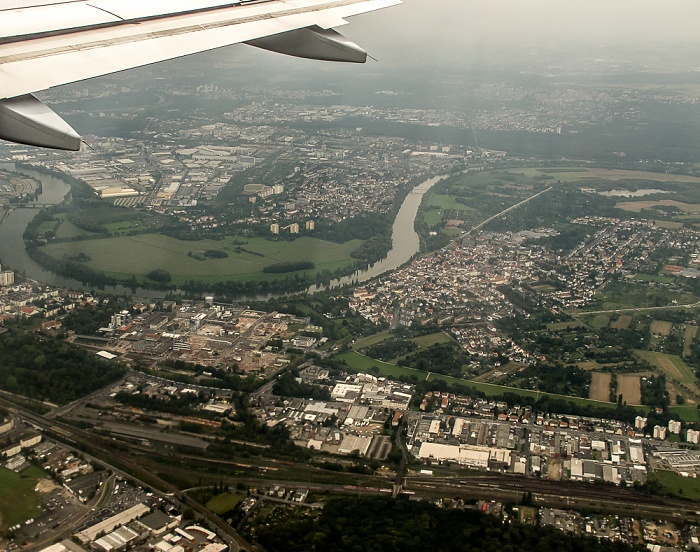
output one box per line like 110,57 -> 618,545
0,0 -> 401,150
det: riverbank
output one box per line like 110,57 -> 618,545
0,164 -> 445,298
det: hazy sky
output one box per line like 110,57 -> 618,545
159,0 -> 700,94
346,0 -> 700,61
187,0 -> 700,87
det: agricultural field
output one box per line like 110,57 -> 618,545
586,168 -> 700,183
338,351 -> 630,409
40,234 -> 363,284
650,320 -> 673,336
577,361 -> 603,371
611,315 -> 633,330
0,466 -> 45,530
589,372 -> 612,402
616,200 -> 700,214
511,167 -> 700,184
546,321 -> 585,331
634,350 -> 700,399
617,374 -> 642,405
587,281 -> 698,312
684,325 -> 697,357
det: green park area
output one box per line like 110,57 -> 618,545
39,234 -> 363,285
205,492 -> 244,515
651,470 -> 700,501
0,466 -> 45,530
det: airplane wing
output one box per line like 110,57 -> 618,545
0,0 -> 401,150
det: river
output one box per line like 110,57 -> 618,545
307,174 -> 446,292
0,164 -> 444,298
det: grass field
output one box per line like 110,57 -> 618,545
411,332 -> 453,348
634,350 -> 699,392
40,234 -> 363,284
616,200 -> 700,214
652,470 -> 700,501
651,320 -> 673,336
684,326 -> 697,357
205,492 -> 244,515
546,321 -> 585,331
617,374 -> 642,405
508,167 -> 700,185
589,372 -> 612,402
55,219 -> 94,239
652,220 -> 684,229
0,466 -> 45,529
589,314 -> 610,329
426,194 -> 474,212
668,405 -> 700,422
421,208 -> 443,228
351,330 -> 393,351
633,274 -> 675,284
588,168 -> 700,184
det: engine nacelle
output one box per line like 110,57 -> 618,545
246,26 -> 367,64
0,94 -> 80,151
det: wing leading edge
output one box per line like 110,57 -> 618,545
0,0 -> 401,150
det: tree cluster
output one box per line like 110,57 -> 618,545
0,329 -> 126,404
255,496 -> 641,552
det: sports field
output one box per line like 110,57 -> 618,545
0,466 -> 44,529
411,332 -> 453,348
40,234 -> 363,284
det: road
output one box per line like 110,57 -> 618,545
463,186 -> 554,236
2,398 -> 253,552
575,299 -> 700,316
19,473 -> 116,551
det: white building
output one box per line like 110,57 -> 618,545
668,419 -> 682,435
687,429 -> 700,444
653,425 -> 668,440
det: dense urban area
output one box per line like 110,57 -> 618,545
5,30 -> 700,552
